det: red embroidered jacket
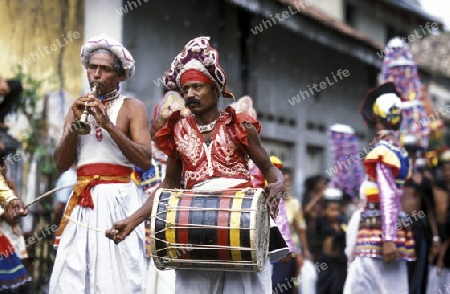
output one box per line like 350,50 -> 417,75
155,106 -> 261,189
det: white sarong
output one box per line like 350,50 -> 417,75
49,181 -> 146,294
144,258 -> 176,294
426,266 -> 450,294
344,257 -> 408,294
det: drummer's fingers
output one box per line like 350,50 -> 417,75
105,229 -> 114,239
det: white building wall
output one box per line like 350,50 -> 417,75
311,0 -> 344,21
353,6 -> 386,44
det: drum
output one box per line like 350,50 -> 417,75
148,188 -> 269,272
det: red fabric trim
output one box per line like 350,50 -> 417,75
177,191 -> 193,260
364,158 -> 399,180
77,163 -> 133,177
77,164 -> 133,209
230,181 -> 253,189
155,111 -> 182,159
0,235 -> 14,257
180,69 -> 215,86
217,190 -> 233,261
366,194 -> 380,203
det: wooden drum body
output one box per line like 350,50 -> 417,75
149,188 -> 269,272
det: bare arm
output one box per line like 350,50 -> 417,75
245,126 -> 285,217
433,187 -> 448,224
106,157 -> 183,243
93,98 -> 152,170
438,239 -> 450,272
304,193 -> 323,216
53,202 -> 66,228
246,126 -> 283,185
293,207 -> 310,257
53,111 -> 78,172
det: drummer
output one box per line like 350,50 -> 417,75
106,36 -> 285,293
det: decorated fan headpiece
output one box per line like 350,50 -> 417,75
230,95 -> 257,119
151,90 -> 190,136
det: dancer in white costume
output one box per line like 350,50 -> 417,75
50,35 -> 152,294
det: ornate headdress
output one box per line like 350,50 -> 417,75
360,82 -> 403,129
81,35 -> 135,80
163,36 -> 234,98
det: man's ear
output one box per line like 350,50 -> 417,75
118,73 -> 126,82
214,87 -> 220,99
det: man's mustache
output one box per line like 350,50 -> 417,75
185,98 -> 200,106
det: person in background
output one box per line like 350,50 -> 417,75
299,175 -> 328,294
266,157 -> 297,294
427,151 -> 450,293
344,82 -> 415,293
279,167 -> 308,293
0,75 -> 22,129
302,175 -> 328,261
316,187 -> 347,294
0,158 -> 31,293
52,162 -> 77,228
402,156 -> 439,294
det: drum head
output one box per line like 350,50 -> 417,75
250,188 -> 269,271
150,188 -> 165,269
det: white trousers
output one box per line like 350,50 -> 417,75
344,257 -> 408,294
426,266 -> 450,294
298,259 -> 317,294
175,258 -> 271,294
144,258 -> 176,294
49,182 -> 146,294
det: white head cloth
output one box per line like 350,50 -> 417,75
80,35 -> 135,80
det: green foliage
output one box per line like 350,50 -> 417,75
10,65 -> 58,157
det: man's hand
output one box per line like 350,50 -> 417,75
105,217 -> 138,244
303,249 -> 312,261
71,95 -> 91,120
429,239 -> 441,263
6,199 -> 28,219
86,98 -> 112,129
71,94 -> 112,129
382,241 -> 399,263
265,180 -> 284,218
